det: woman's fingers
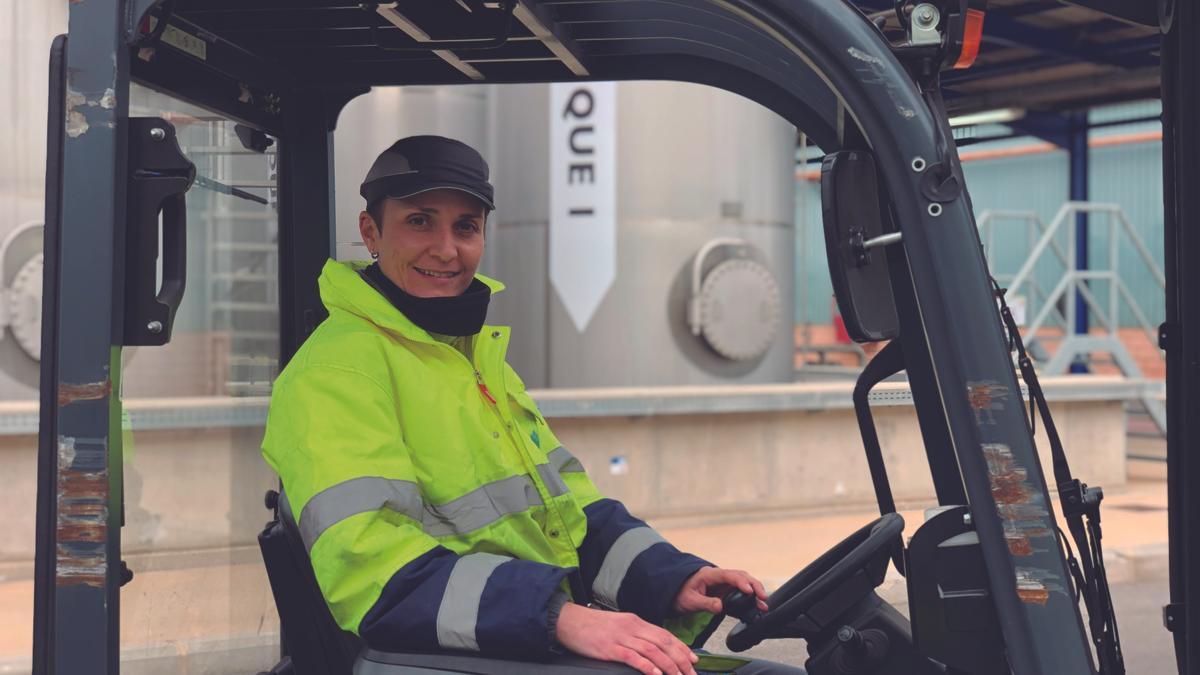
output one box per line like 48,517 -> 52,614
556,605 -> 698,673
734,572 -> 755,595
652,625 -> 700,667
610,645 -> 663,675
750,577 -> 770,609
700,594 -> 724,614
636,623 -> 698,673
718,569 -> 770,606
624,634 -> 691,672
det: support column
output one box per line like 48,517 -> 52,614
276,89 -> 367,364
1010,110 -> 1092,372
277,99 -> 337,364
1068,111 -> 1090,373
1161,0 -> 1198,671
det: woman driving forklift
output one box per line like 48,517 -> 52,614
261,135 -> 802,675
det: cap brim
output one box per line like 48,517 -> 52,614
379,185 -> 495,210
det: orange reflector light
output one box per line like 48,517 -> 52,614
954,9 -> 986,69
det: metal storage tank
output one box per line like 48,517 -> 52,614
0,3 -> 68,398
488,81 -> 796,387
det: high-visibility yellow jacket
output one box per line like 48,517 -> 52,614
262,260 -> 716,657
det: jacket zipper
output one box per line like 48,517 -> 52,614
475,370 -> 498,405
440,340 -> 573,542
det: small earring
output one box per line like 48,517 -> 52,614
370,251 -> 379,260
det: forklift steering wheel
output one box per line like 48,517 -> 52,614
725,513 -> 904,652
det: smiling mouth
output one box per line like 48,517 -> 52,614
414,267 -> 461,279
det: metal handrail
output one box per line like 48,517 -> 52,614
979,202 -> 1168,433
998,202 -> 1165,346
977,210 -> 1071,331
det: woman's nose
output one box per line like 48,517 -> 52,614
429,227 -> 457,261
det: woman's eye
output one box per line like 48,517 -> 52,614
455,221 -> 481,234
407,216 -> 430,228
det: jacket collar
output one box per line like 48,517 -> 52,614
317,259 -> 505,344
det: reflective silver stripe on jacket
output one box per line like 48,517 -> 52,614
299,476 -> 424,552
535,463 -> 569,497
299,447 -> 583,549
436,553 -> 510,651
423,474 -> 544,537
591,526 -> 667,609
548,446 -> 585,474
536,446 -> 583,499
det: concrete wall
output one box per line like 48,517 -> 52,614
564,399 -> 1125,527
0,386 -> 1128,672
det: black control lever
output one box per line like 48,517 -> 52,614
722,590 -> 762,623
831,625 -> 890,674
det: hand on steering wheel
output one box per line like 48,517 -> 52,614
725,513 -> 905,652
673,566 -> 770,615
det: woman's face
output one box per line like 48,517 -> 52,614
358,189 -> 487,298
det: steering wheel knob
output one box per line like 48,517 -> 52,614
722,590 -> 761,623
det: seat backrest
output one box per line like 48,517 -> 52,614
258,489 -> 364,675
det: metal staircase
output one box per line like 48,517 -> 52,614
978,202 -> 1167,432
193,124 -> 280,396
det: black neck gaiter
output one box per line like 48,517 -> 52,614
362,263 -> 491,337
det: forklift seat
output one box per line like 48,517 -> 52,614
257,489 -> 364,675
257,490 -> 637,674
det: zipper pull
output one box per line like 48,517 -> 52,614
475,371 -> 497,405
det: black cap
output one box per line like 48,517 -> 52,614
360,135 -> 496,210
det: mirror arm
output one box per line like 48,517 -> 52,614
863,232 -> 904,250
851,231 -> 904,268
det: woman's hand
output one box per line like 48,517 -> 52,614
672,566 -> 770,615
554,602 -> 699,675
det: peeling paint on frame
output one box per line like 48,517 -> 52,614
58,379 -> 112,407
64,86 -> 119,138
847,47 -> 917,119
967,380 -> 1012,426
55,436 -> 109,588
983,443 -> 1053,559
1015,566 -> 1065,606
65,88 -> 90,138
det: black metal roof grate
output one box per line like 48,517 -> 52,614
151,0 -> 1159,135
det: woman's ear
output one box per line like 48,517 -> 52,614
358,210 -> 378,255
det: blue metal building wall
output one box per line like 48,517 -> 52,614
795,177 -> 832,325
1087,106 -> 1165,328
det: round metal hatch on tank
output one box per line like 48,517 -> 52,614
8,251 -> 42,361
688,239 -> 782,362
0,220 -> 47,392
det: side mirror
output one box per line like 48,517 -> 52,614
820,150 -> 900,343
